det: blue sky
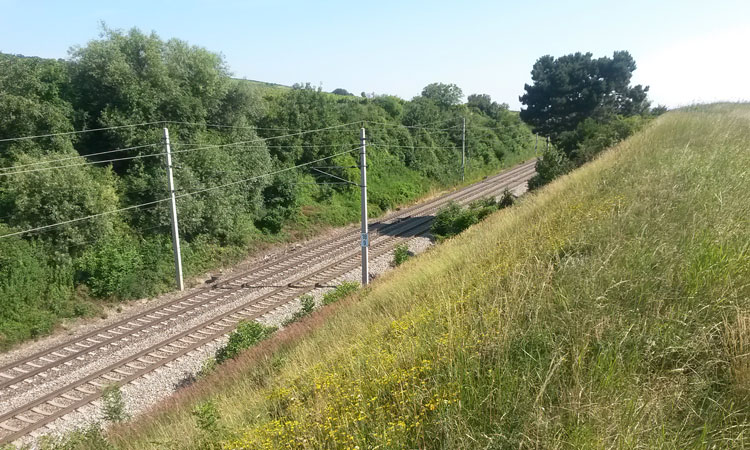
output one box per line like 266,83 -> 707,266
1,0 -> 748,109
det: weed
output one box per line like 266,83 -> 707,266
392,244 -> 411,266
193,400 -> 221,435
321,281 -> 359,306
497,188 -> 515,208
101,384 -> 128,423
197,357 -> 217,379
215,321 -> 277,364
282,294 -> 316,326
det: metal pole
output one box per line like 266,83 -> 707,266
461,117 -> 466,182
359,127 -> 369,285
163,127 -> 184,291
535,133 -> 538,155
546,136 -> 550,151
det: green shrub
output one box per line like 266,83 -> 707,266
431,198 -> 501,239
431,202 -> 464,238
101,384 -> 127,423
215,321 -> 277,364
322,282 -> 360,306
527,147 -> 575,190
497,188 -> 515,208
36,425 -> 113,450
198,357 -> 217,379
0,230 -> 74,349
75,233 -> 143,299
193,400 -> 222,435
282,294 -> 316,326
393,244 -> 411,266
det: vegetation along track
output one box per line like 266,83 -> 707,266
0,159 -> 536,444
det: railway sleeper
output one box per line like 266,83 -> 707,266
47,399 -> 68,408
60,393 -> 81,401
30,407 -> 51,416
0,421 -> 22,432
14,414 -> 37,424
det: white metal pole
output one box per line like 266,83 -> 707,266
163,127 -> 184,291
461,117 -> 466,182
360,127 -> 369,285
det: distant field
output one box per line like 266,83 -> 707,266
59,104 -> 750,448
233,78 -> 291,92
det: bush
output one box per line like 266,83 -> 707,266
282,294 -> 316,326
498,188 -> 515,208
215,321 -> 277,364
0,230 -> 74,349
431,198 -> 501,239
193,400 -> 222,435
527,147 -> 575,190
322,282 -> 360,306
393,244 -> 411,266
75,233 -> 143,299
431,202 -> 464,238
101,384 -> 127,423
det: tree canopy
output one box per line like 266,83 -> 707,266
420,83 -> 463,107
519,51 -> 650,143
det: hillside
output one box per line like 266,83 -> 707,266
42,105 -> 750,448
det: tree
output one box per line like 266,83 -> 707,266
421,83 -> 463,107
331,88 -> 353,96
519,51 -> 650,144
467,93 -> 509,118
2,153 -> 120,254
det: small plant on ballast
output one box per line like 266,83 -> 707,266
392,244 -> 411,266
101,383 -> 128,423
282,294 -> 316,326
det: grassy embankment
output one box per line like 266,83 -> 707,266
59,104 -> 749,448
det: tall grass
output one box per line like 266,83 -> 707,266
48,104 -> 749,448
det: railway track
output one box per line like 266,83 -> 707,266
0,159 -> 536,444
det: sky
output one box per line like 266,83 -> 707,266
1,0 -> 748,109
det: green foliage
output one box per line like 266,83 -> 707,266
528,147 -> 576,190
193,400 -> 222,436
101,384 -> 128,423
393,243 -> 411,266
421,82 -> 463,107
215,321 -> 277,364
75,232 -> 143,298
2,155 -> 119,253
498,188 -> 515,208
331,88 -> 353,96
36,425 -> 114,450
520,51 -> 650,145
197,357 -> 217,379
0,227 -> 75,349
282,294 -> 316,327
322,281 -> 359,306
431,197 -> 504,239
